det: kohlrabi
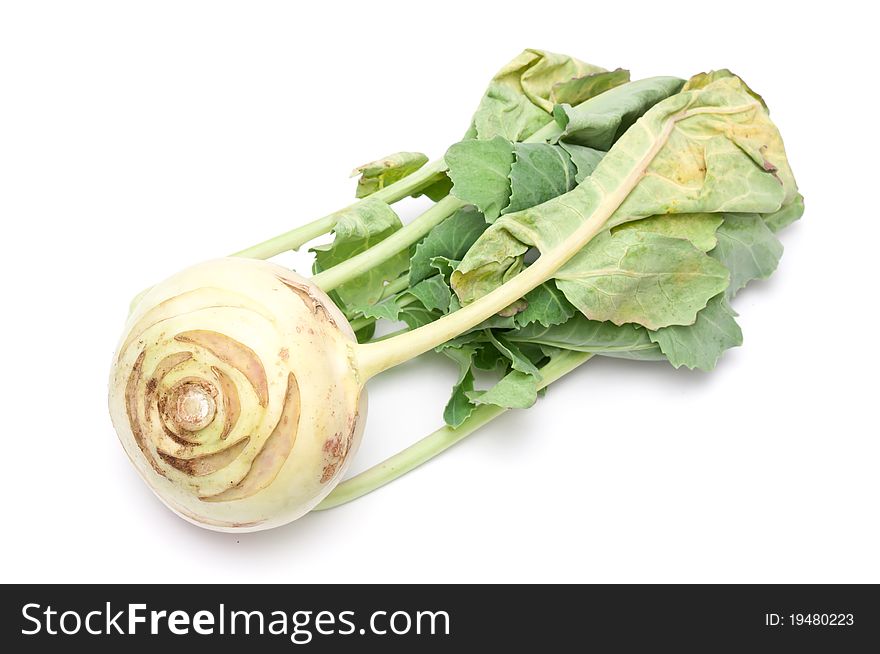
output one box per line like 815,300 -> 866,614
108,52 -> 802,531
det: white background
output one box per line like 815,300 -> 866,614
1,1 -> 876,583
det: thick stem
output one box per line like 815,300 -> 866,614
312,195 -> 466,291
354,110 -> 681,381
232,214 -> 338,259
233,159 -> 449,259
315,350 -> 592,510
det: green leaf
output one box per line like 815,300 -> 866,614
453,75 -> 798,316
551,69 -> 631,106
446,136 -> 515,221
414,173 -> 453,202
506,313 -> 663,358
486,331 -> 541,376
515,281 -> 576,328
355,279 -> 452,328
399,304 -> 442,330
515,342 -> 550,367
446,138 -> 585,227
353,321 -> 376,344
683,69 -> 767,111
410,207 -> 487,285
352,152 -> 429,199
711,213 -> 783,298
560,143 -> 605,182
466,370 -> 538,409
552,76 -> 685,149
451,225 -> 526,306
601,348 -> 666,362
762,193 -> 804,233
555,230 -> 730,329
406,275 -> 452,313
473,341 -> 507,371
466,49 -> 607,141
613,213 -> 723,252
441,346 -> 477,427
429,255 -> 461,281
435,330 -> 484,352
312,198 -> 409,309
357,294 -> 403,322
470,312 -> 518,332
648,294 -> 742,370
505,143 -> 578,214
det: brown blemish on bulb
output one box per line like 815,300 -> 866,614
201,372 -> 302,502
319,411 -> 358,484
211,366 -> 240,440
143,351 -> 192,434
175,330 -> 269,407
124,350 -> 165,477
157,436 -> 250,477
157,394 -> 200,447
277,277 -> 337,327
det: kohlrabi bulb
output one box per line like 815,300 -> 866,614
108,258 -> 366,532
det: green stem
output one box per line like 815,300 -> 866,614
373,327 -> 409,342
379,274 -> 411,298
232,214 -> 338,260
315,350 -> 592,510
312,195 -> 466,291
233,159 -> 448,259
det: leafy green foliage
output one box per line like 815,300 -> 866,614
551,76 -> 685,149
711,213 -> 784,299
409,207 -> 487,285
505,143 -> 578,214
683,69 -> 767,110
452,75 -> 797,326
414,173 -> 453,202
467,370 -> 538,409
560,143 -> 605,182
556,230 -> 730,329
352,152 -> 429,198
507,313 -> 659,356
612,213 -> 723,252
446,137 -> 585,222
446,137 -> 515,221
464,49 -> 609,141
515,282 -> 576,328
648,294 -> 742,370
441,346 -> 478,427
763,193 -> 804,233
407,275 -> 452,313
552,69 -> 631,107
330,59 -> 802,425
